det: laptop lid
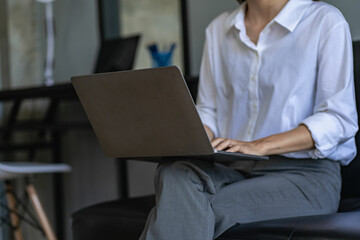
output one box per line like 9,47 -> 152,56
71,66 -> 214,159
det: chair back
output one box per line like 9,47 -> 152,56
341,41 -> 360,198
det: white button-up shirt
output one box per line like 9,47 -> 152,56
196,0 -> 358,165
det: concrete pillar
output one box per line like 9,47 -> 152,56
7,0 -> 43,88
0,0 -> 11,89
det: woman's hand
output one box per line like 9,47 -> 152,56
211,138 -> 266,156
211,125 -> 315,156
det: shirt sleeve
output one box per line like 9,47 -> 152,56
301,21 -> 358,161
196,29 -> 219,137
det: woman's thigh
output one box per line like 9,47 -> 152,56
210,158 -> 341,237
156,159 -> 247,194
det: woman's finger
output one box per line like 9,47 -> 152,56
211,138 -> 225,148
227,145 -> 241,153
215,139 -> 233,151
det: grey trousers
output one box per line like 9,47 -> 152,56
139,156 -> 341,240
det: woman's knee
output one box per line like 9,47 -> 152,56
155,160 -> 193,181
154,160 -> 215,194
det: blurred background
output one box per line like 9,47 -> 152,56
0,0 -> 359,239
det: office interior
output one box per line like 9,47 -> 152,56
0,0 -> 359,239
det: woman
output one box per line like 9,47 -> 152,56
140,0 -> 358,239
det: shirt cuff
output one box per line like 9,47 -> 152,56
301,112 -> 340,159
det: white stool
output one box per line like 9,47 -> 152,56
0,162 -> 71,240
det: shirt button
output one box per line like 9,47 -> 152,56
251,77 -> 255,82
252,103 -> 257,109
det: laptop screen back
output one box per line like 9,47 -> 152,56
71,66 -> 213,159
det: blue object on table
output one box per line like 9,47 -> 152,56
148,43 -> 176,67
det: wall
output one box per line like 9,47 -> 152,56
323,0 -> 360,40
187,0 -> 238,76
53,0 -> 99,82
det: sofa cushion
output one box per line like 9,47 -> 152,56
72,196 -> 155,240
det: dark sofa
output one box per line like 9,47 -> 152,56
71,41 -> 360,240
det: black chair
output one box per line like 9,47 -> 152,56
71,42 -> 360,240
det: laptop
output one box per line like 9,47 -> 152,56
71,66 -> 268,162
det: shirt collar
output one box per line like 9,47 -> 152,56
225,3 -> 246,33
226,0 -> 312,33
